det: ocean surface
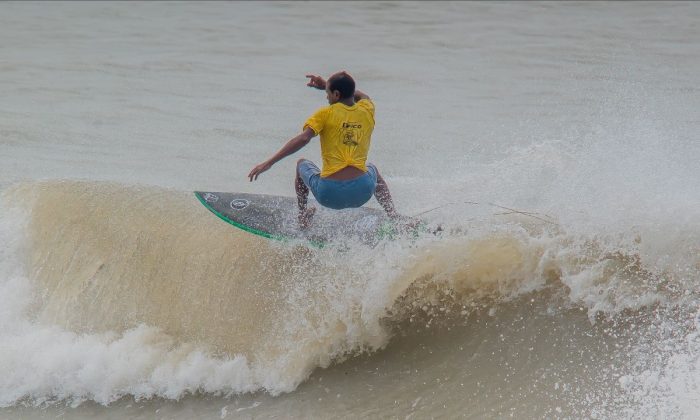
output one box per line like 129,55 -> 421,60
1,1 -> 700,418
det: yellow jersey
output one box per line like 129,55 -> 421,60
303,99 -> 375,177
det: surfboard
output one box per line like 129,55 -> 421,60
194,191 -> 395,246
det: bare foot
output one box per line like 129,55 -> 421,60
298,207 -> 316,230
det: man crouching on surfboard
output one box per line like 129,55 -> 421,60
248,71 -> 399,229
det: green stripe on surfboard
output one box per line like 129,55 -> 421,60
195,192 -> 285,241
194,191 -> 409,248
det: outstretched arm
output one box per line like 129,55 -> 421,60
248,127 -> 316,181
306,74 -> 370,101
306,74 -> 326,90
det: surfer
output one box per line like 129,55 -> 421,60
248,71 -> 400,229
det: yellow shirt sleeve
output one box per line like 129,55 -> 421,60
357,99 -> 375,118
303,106 -> 330,135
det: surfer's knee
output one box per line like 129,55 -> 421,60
295,159 -> 306,176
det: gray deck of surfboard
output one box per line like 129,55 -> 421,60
195,191 -> 389,245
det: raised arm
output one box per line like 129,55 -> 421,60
306,74 -> 327,90
306,74 -> 370,101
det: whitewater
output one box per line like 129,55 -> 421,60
1,2 -> 699,418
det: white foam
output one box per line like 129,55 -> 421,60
2,180 -> 698,410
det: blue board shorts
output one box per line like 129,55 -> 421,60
298,160 -> 378,210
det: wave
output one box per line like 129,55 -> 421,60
0,180 -> 698,407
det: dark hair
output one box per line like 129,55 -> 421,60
327,72 -> 355,99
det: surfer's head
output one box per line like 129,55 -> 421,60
325,71 -> 355,104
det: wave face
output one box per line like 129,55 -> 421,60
1,180 -> 699,417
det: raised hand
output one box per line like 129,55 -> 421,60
305,74 -> 326,90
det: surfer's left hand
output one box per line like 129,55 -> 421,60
305,74 -> 326,90
248,161 -> 272,181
